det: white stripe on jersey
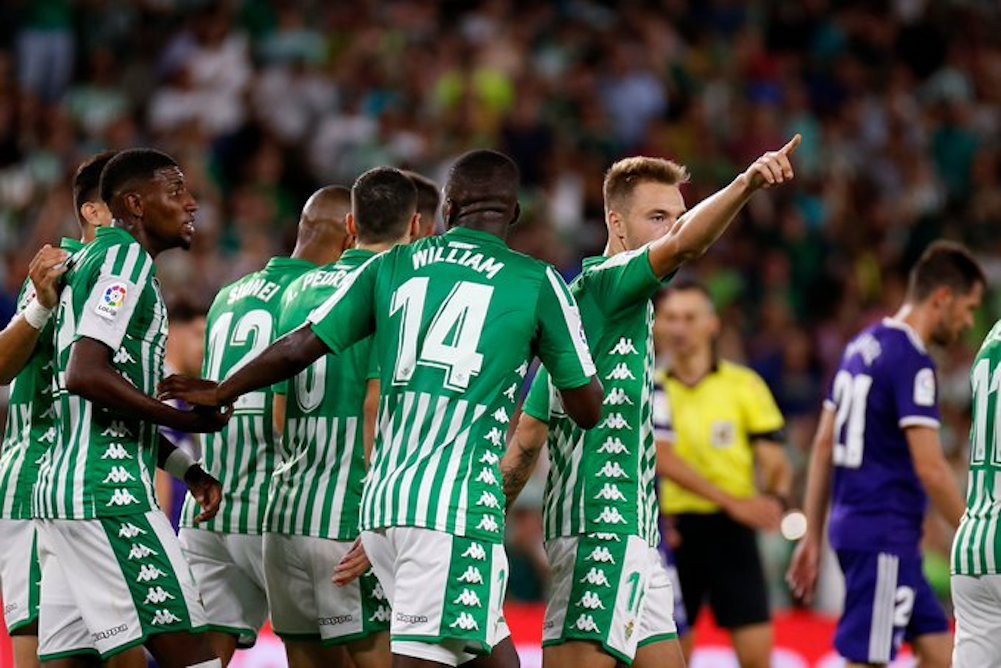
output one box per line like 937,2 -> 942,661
378,392 -> 418,528
412,399 -> 468,529
869,553 -> 898,663
304,417 -> 332,535
320,416 -> 357,537
437,404 -> 486,535
393,393 -> 436,523
545,267 -> 596,378
69,396 -> 90,518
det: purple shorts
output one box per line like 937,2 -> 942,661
834,549 -> 948,663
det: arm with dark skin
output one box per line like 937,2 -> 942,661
66,337 -> 230,433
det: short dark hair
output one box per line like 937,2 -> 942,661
405,171 -> 441,225
657,277 -> 714,310
99,148 -> 178,205
351,167 -> 418,243
73,151 -> 117,214
908,240 -> 985,301
445,150 -> 519,201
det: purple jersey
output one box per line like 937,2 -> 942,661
826,319 -> 940,554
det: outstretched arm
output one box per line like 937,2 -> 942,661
648,134 -> 801,278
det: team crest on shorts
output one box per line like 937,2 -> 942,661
96,283 -> 128,320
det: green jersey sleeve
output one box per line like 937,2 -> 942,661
306,254 -> 382,354
583,246 -> 666,316
366,344 -> 380,382
522,366 -> 554,423
534,266 -> 596,390
75,244 -> 154,351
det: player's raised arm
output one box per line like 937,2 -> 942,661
0,245 -> 69,384
647,134 -> 801,278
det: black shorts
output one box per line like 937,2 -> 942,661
672,512 -> 770,629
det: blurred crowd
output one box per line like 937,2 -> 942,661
2,0 -> 1001,612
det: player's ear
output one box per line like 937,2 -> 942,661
345,212 -> 358,239
443,198 -> 455,228
409,212 -> 420,240
122,191 -> 143,218
511,201 -> 521,225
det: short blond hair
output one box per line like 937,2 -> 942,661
603,157 -> 689,211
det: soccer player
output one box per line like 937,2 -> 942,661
32,148 -> 228,667
159,152 -> 604,668
788,241 -> 985,667
505,135 -> 801,668
178,184 -> 353,665
264,171 -> 417,668
953,314 -> 1001,666
405,170 -> 442,239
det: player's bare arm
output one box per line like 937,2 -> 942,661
0,245 -> 69,383
67,336 -> 230,433
753,438 -> 794,505
154,434 -> 222,524
648,134 -> 801,278
787,407 -> 836,602
502,411 -> 550,508
906,425 -> 966,528
159,325 -> 329,407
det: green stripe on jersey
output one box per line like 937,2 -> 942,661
266,249 -> 375,540
181,257 -> 314,534
953,319 -> 1001,575
0,238 -> 84,519
34,228 -> 163,519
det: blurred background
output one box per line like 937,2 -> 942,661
2,0 -> 1000,665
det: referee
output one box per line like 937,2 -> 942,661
653,279 -> 792,668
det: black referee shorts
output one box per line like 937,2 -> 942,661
672,512 -> 771,629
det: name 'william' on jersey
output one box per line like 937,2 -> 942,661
181,257 -> 315,534
827,318 -> 940,555
35,227 -> 166,519
306,227 -> 595,544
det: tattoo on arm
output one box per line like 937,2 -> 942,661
502,440 -> 542,509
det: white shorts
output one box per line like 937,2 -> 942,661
36,511 -> 208,661
361,527 -> 511,667
952,574 -> 1001,667
263,532 -> 390,644
179,528 -> 268,647
544,534 -> 678,665
0,519 -> 41,633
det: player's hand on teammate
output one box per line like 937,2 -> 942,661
159,375 -> 225,408
786,535 -> 821,604
742,134 -> 802,191
723,494 -> 783,531
184,464 -> 223,524
28,244 -> 70,309
184,404 -> 233,434
332,537 -> 371,587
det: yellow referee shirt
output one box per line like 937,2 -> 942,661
654,360 -> 785,515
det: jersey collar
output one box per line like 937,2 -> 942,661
444,227 -> 507,247
265,256 -> 316,273
881,317 -> 928,353
339,248 -> 376,264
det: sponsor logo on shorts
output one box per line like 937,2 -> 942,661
4,602 -> 19,615
543,619 -> 554,630
577,591 -> 606,610
137,564 -> 168,583
587,532 -> 621,541
92,624 -> 128,642
318,615 -> 353,626
461,543 -> 487,561
597,437 -> 630,454
395,612 -> 429,625
450,612 -> 480,631
579,567 -> 611,587
595,462 -> 630,479
593,506 -> 627,525
574,613 -> 601,634
453,588 -> 482,608
371,582 -> 386,601
119,523 -> 147,539
625,619 -> 635,639
128,543 -> 158,561
150,609 -> 182,626
143,587 -> 175,605
457,566 -> 484,585
369,606 -> 391,623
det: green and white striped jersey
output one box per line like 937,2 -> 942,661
307,227 -> 595,544
0,237 -> 84,519
34,227 -> 165,519
180,257 -> 314,534
523,248 -> 669,547
953,319 -> 1001,575
266,249 -> 377,540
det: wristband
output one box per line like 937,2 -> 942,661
23,298 -> 53,330
164,448 -> 197,480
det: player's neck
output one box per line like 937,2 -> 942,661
671,346 -> 715,385
893,303 -> 934,348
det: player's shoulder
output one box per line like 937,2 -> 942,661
873,319 -> 934,366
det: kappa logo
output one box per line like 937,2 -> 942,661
577,591 -> 606,610
92,624 -> 128,642
454,588 -> 483,607
587,532 -> 621,541
39,404 -> 57,420
102,422 -> 133,438
39,427 -> 56,443
476,491 -> 501,509
457,566 -> 485,585
574,613 -> 601,633
150,609 -> 182,626
579,567 -> 612,587
479,451 -> 499,465
492,407 -> 510,424
597,437 -> 630,455
136,564 -> 167,583
593,506 -> 627,525
119,523 -> 147,539
609,338 -> 639,356
461,543 -> 487,561
396,612 -> 429,624
103,466 -> 136,484
475,469 -> 499,486
319,615 -> 353,626
603,388 -> 634,406
450,613 -> 480,631
594,483 -> 627,502
516,361 -> 529,377
113,347 -> 137,365
128,543 -> 158,561
369,606 -> 391,623
106,489 -> 140,507
503,383 -> 518,401
595,461 -> 630,479
484,427 -> 504,447
476,516 -> 499,533
605,363 -> 636,381
586,546 -> 616,564
143,587 -> 175,605
101,443 -> 133,460
371,582 -> 386,601
599,413 -> 632,430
